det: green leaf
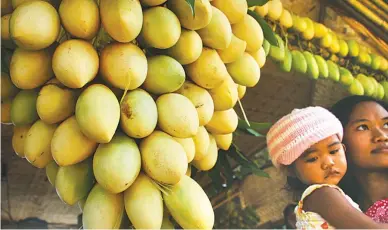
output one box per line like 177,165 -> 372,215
207,160 -> 224,191
237,127 -> 263,137
218,152 -> 234,185
247,0 -> 269,7
247,165 -> 269,177
248,9 -> 278,47
185,0 -> 195,17
238,118 -> 272,131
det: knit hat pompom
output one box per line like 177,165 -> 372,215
266,106 -> 343,168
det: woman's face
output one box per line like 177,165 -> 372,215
343,101 -> 388,169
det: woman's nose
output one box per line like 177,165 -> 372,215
372,127 -> 388,143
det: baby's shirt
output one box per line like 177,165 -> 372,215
295,184 -> 362,229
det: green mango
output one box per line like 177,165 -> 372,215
46,161 -> 59,186
357,50 -> 370,65
380,81 -> 388,103
347,40 -> 359,57
263,39 -> 271,56
303,51 -> 319,79
10,89 -> 39,126
291,50 -> 307,74
356,74 -> 375,97
326,60 -> 340,82
339,67 -> 354,86
314,55 -> 328,78
55,157 -> 95,205
348,78 -> 364,96
376,83 -> 385,100
370,54 -> 382,70
338,39 -> 349,57
379,58 -> 387,72
269,34 -> 285,62
369,76 -> 380,98
280,48 -> 292,72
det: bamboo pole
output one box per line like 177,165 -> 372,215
344,0 -> 388,32
341,16 -> 388,59
370,0 -> 388,15
358,0 -> 388,22
332,0 -> 388,45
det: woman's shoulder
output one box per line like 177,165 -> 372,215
365,198 -> 388,223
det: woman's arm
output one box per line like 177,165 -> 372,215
303,186 -> 388,229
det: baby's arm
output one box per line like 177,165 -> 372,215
303,186 -> 388,229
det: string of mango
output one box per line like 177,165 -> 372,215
252,0 -> 388,102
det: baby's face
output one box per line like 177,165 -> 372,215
293,135 -> 347,186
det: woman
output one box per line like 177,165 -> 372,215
331,95 -> 388,223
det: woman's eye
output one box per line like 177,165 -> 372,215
356,124 -> 368,131
383,122 -> 388,129
330,149 -> 339,155
306,157 -> 318,163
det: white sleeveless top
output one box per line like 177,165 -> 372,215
295,184 -> 361,229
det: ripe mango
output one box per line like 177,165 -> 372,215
83,184 -> 126,229
100,0 -> 142,42
143,55 -> 185,95
193,126 -> 210,161
140,131 -> 188,184
163,175 -> 214,229
24,120 -> 57,168
140,6 -> 181,49
167,0 -> 212,30
173,137 -> 195,163
93,133 -> 141,194
75,84 -> 120,143
347,40 -> 360,57
185,47 -> 229,89
124,172 -> 163,229
226,52 -> 260,87
175,81 -> 214,126
217,34 -> 247,64
197,6 -> 232,50
165,29 -> 203,65
156,93 -> 199,138
192,135 -> 218,171
51,116 -> 97,166
99,42 -> 147,90
120,89 -> 158,138
211,0 -> 247,24
46,160 -> 59,186
12,124 -> 31,158
205,108 -> 238,135
209,77 -> 238,111
214,133 -> 233,150
232,14 -> 263,52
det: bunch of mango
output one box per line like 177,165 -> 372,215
0,0 -> 272,228
252,0 -> 388,102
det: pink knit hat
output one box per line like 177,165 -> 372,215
266,106 -> 343,168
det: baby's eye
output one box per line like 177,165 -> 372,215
356,124 -> 368,131
330,149 -> 339,155
306,157 -> 318,163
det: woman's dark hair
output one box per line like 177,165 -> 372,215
330,95 -> 388,202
